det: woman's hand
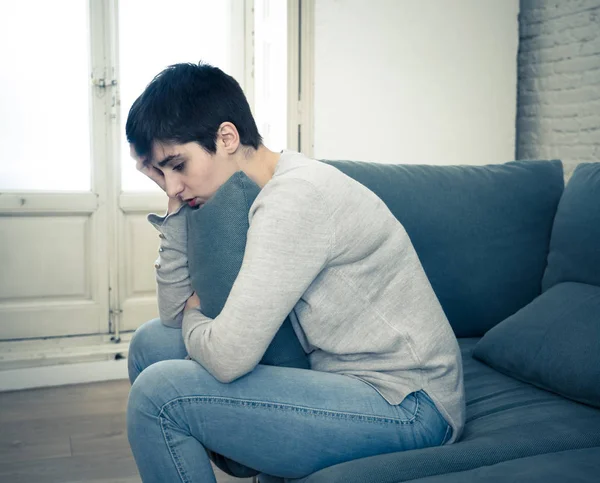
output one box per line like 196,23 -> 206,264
185,292 -> 201,311
134,149 -> 167,191
133,146 -> 182,213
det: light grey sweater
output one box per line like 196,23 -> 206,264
149,150 -> 465,443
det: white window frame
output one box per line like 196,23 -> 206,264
287,0 -> 314,156
0,0 -> 313,391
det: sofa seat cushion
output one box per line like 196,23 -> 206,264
407,446 -> 600,483
292,339 -> 600,483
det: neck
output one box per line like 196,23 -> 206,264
236,144 -> 281,188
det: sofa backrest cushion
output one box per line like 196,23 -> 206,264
542,162 -> 600,292
324,159 -> 564,337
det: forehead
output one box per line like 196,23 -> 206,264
132,142 -> 188,169
149,142 -> 183,165
132,141 -> 208,167
128,143 -> 178,166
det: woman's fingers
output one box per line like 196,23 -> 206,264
137,161 -> 167,192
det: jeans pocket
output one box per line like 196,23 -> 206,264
416,390 -> 453,447
394,391 -> 420,422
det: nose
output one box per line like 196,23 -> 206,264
164,172 -> 184,199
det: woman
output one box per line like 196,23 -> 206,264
126,62 -> 465,483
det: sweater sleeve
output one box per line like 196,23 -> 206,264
182,178 -> 332,383
148,204 -> 194,328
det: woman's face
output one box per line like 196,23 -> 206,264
147,140 -> 239,208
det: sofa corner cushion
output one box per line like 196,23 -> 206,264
324,159 -> 564,337
543,162 -> 600,291
186,171 -> 309,369
473,281 -> 600,408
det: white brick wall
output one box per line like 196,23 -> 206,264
517,0 -> 600,177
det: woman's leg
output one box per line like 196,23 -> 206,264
127,318 -> 259,478
127,318 -> 188,384
127,360 -> 451,483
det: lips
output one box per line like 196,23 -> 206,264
187,198 -> 202,208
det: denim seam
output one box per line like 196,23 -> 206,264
160,415 -> 192,483
440,422 -> 452,446
410,393 -> 421,425
158,395 -> 419,426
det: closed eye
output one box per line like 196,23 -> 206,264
173,162 -> 185,172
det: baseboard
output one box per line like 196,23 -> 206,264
0,358 -> 129,392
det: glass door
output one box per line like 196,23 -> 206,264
0,0 -> 292,342
0,0 -> 110,339
112,0 -> 247,332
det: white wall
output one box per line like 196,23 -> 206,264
313,0 -> 520,165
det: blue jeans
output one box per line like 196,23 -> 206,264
127,318 -> 452,482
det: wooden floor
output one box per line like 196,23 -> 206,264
0,379 -> 254,483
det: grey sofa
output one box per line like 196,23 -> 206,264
189,158 -> 600,482
254,159 -> 600,482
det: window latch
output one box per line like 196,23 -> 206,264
92,77 -> 118,89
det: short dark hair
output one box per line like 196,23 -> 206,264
126,62 -> 262,159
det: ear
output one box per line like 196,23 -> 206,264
216,122 -> 240,154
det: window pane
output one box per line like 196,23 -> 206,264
119,0 -> 235,192
254,0 -> 288,152
0,1 -> 91,191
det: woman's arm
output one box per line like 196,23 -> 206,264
182,178 -> 332,382
148,203 -> 194,328
135,151 -> 193,327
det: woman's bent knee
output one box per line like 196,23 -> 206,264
129,359 -> 206,409
129,318 -> 164,357
127,318 -> 162,383
127,319 -> 187,384
128,359 -> 190,433
128,359 -> 166,414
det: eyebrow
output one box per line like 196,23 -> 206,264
144,153 -> 184,168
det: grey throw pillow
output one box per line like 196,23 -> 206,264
186,171 -> 309,369
473,282 -> 600,408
